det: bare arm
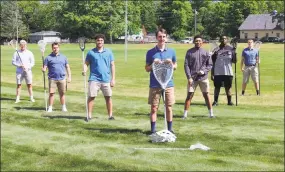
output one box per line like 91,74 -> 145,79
240,56 -> 244,71
110,61 -> 115,87
66,64 -> 71,82
145,64 -> 152,72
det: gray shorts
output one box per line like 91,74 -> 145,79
88,81 -> 112,97
243,66 -> 259,84
16,71 -> 32,85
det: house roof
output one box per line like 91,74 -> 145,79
238,14 -> 282,30
29,31 -> 61,36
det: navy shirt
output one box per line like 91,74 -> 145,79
44,53 -> 68,80
146,46 -> 177,88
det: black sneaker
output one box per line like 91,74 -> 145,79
212,101 -> 218,106
227,102 -> 234,106
169,130 -> 175,134
85,117 -> 92,122
108,116 -> 115,120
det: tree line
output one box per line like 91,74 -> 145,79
1,0 -> 284,42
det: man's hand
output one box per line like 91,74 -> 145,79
82,71 -> 86,76
211,75 -> 214,81
41,67 -> 46,72
188,78 -> 193,86
241,68 -> 244,72
165,58 -> 172,64
67,77 -> 71,83
198,70 -> 205,75
110,79 -> 115,87
154,58 -> 161,64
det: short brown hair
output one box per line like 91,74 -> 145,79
95,34 -> 105,40
52,42 -> 60,48
155,28 -> 167,37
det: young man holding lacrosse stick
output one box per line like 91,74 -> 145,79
182,35 -> 214,118
42,42 -> 71,112
145,28 -> 177,134
240,39 -> 260,96
11,40 -> 35,103
82,34 -> 115,121
211,36 -> 237,106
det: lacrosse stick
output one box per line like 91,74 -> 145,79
78,37 -> 88,121
9,39 -> 25,72
254,41 -> 262,95
230,37 -> 238,106
151,58 -> 175,142
38,40 -> 48,111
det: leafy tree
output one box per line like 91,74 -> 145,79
157,0 -> 193,40
1,1 -> 29,39
139,1 -> 158,34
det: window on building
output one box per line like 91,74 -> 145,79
266,33 -> 269,37
276,33 -> 280,37
255,33 -> 258,39
244,33 -> 248,39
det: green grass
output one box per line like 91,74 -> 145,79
1,42 -> 284,171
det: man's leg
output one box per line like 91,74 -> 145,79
15,84 -> 22,103
27,84 -> 35,102
148,88 -> 160,133
104,96 -> 113,119
26,71 -> 34,102
183,92 -> 194,118
202,92 -> 214,117
165,87 -> 174,132
47,79 -> 56,112
58,80 -> 67,111
87,97 -> 95,119
225,76 -> 234,105
242,67 -> 250,95
252,67 -> 260,95
213,76 -> 221,106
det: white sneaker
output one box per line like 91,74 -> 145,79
47,107 -> 53,112
30,98 -> 35,102
62,106 -> 68,112
15,99 -> 20,103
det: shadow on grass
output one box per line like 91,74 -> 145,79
14,106 -> 45,111
85,127 -> 144,134
175,102 -> 206,106
0,97 -> 15,101
43,115 -> 86,120
134,113 -> 184,119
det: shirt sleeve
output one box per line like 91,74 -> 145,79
44,56 -> 48,67
184,51 -> 191,79
12,52 -> 21,67
30,52 -> 35,68
172,49 -> 177,63
146,50 -> 152,65
203,51 -> 213,74
85,51 -> 91,63
110,50 -> 114,62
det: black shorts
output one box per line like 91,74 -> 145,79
214,75 -> 233,88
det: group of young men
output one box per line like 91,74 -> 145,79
12,29 -> 260,134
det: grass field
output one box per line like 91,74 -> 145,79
1,42 -> 284,171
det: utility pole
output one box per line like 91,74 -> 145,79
124,0 -> 128,63
194,8 -> 197,36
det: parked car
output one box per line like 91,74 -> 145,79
180,37 -> 193,44
259,37 -> 282,42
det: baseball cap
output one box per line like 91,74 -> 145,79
19,40 -> 27,44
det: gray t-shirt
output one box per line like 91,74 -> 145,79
212,45 -> 236,76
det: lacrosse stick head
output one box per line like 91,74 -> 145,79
37,40 -> 47,53
78,37 -> 86,51
254,41 -> 262,50
209,40 -> 219,56
8,39 -> 18,50
149,129 -> 177,143
230,37 -> 238,50
152,59 -> 174,89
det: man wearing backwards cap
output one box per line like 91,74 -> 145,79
12,40 -> 35,103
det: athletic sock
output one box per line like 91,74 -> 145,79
151,121 -> 156,133
209,109 -> 214,117
256,90 -> 259,95
227,96 -> 232,104
16,96 -> 20,100
183,110 -> 188,118
167,121 -> 172,131
242,90 -> 245,95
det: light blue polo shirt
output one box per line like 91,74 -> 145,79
146,46 -> 177,88
44,53 -> 68,80
86,48 -> 114,82
242,47 -> 259,66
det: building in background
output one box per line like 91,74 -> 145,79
238,13 -> 284,41
29,31 -> 61,43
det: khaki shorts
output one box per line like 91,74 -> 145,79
16,71 -> 32,85
49,79 -> 66,94
148,87 -> 175,106
243,66 -> 258,84
89,81 -> 112,97
188,78 -> 210,93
